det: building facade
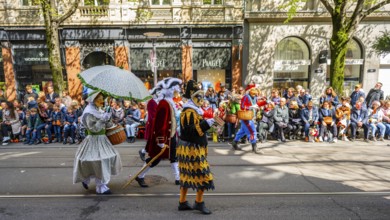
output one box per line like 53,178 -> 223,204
243,0 -> 390,100
0,0 -> 244,100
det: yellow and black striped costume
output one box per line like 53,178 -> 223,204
177,107 -> 214,190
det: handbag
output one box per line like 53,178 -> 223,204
323,116 -> 333,125
10,120 -> 22,135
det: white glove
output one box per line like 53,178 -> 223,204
157,143 -> 165,148
249,105 -> 259,110
206,118 -> 215,127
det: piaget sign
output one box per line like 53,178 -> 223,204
202,59 -> 223,68
193,48 -> 231,70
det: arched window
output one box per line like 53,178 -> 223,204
274,37 -> 311,90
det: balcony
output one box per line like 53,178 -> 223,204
79,6 -> 109,17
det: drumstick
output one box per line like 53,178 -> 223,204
122,145 -> 168,189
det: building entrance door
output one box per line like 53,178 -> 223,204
82,51 -> 114,69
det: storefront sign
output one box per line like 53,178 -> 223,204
146,59 -> 166,69
193,48 -> 231,70
274,60 -> 310,72
274,60 -> 311,66
367,69 -> 376,73
327,59 -> 364,65
14,49 -> 49,65
202,59 -> 222,68
131,48 -> 181,71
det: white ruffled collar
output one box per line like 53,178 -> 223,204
183,100 -> 204,115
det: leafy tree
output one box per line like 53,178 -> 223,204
282,0 -> 390,94
373,31 -> 390,55
39,0 -> 80,93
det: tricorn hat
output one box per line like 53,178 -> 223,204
183,80 -> 201,99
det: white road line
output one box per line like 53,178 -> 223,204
0,191 -> 389,198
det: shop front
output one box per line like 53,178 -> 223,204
0,52 -> 4,90
130,47 -> 182,89
12,43 -> 51,93
192,47 -> 232,91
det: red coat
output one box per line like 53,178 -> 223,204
145,99 -> 157,140
146,99 -> 175,159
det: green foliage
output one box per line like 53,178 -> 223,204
278,0 -> 306,23
373,31 -> 390,55
84,0 -> 109,6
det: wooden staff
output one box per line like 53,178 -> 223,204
122,145 -> 168,189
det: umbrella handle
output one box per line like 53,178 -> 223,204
122,145 -> 169,189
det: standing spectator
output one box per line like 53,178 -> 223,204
1,101 -> 20,145
55,97 -> 67,114
45,86 -> 59,104
350,84 -> 365,107
273,98 -> 289,142
63,107 -> 77,144
51,104 -> 63,143
365,82 -> 384,108
318,101 -> 337,143
301,101 -> 319,142
205,86 -> 218,111
284,88 -> 301,107
217,83 -> 229,104
320,87 -> 339,108
350,101 -> 369,142
367,101 -> 386,141
24,108 -> 43,145
124,102 -> 141,143
381,100 -> 390,139
23,85 -> 38,106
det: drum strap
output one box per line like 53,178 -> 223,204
86,129 -> 106,136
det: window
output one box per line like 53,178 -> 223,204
21,0 -> 39,6
84,0 -> 109,6
151,0 -> 170,5
274,37 -> 311,89
203,0 -> 223,5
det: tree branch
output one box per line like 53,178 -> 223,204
319,0 -> 334,15
346,0 -> 365,33
55,0 -> 81,24
361,0 -> 390,20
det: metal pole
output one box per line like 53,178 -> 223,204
153,39 -> 157,86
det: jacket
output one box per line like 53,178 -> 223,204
350,107 -> 368,124
318,108 -> 336,123
365,88 -> 384,108
301,107 -> 319,124
27,114 -> 43,129
274,105 -> 289,123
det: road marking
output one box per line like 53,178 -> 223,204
0,152 -> 40,160
0,191 -> 389,198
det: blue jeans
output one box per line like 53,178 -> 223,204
369,122 -> 386,138
45,123 -> 52,141
125,122 -> 140,137
227,122 -> 235,139
25,128 -> 38,143
53,125 -> 62,141
64,124 -> 76,139
35,123 -> 46,140
383,123 -> 390,136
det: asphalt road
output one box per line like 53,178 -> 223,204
0,140 -> 389,219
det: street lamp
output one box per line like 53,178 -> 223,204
143,32 -> 164,86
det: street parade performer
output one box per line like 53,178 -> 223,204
134,77 -> 182,187
73,90 -> 122,195
231,84 -> 259,153
138,86 -> 162,161
177,80 -> 215,215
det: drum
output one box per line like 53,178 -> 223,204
237,110 -> 254,120
106,124 -> 127,145
226,114 -> 237,123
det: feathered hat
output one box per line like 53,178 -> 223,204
183,80 -> 203,99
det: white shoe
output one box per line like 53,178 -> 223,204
319,137 -> 323,142
332,138 -> 338,143
342,136 -> 349,141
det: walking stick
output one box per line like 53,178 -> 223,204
122,145 -> 168,189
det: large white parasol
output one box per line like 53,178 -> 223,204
78,65 -> 151,101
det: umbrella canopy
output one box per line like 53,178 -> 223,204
78,65 -> 151,102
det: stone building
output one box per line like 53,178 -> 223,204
0,0 -> 244,100
243,0 -> 390,100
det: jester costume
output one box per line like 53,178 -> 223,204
177,80 -> 215,215
232,86 -> 259,153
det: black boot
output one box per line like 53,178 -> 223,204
231,141 -> 242,151
135,177 -> 148,187
252,143 -> 257,153
178,201 -> 193,211
193,201 -> 211,215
